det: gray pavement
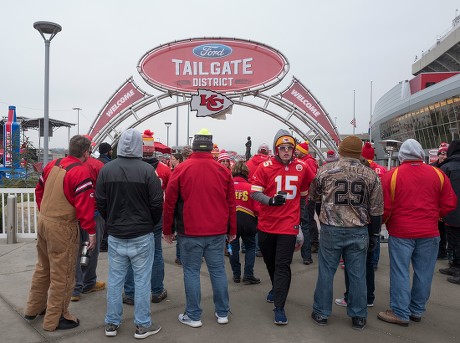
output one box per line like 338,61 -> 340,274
0,238 -> 458,343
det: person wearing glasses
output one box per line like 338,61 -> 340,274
250,129 -> 315,325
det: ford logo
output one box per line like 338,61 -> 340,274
193,44 -> 232,58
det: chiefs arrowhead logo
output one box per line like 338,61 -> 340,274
190,89 -> 233,120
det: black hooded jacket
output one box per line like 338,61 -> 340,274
440,139 -> 460,226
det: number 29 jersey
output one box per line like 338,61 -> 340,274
309,158 -> 383,228
251,157 -> 315,235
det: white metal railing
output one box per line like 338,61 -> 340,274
0,188 -> 37,239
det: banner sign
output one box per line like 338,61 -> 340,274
190,89 -> 233,120
89,78 -> 145,138
280,78 -> 340,145
137,38 -> 289,94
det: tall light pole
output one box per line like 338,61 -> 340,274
34,21 -> 62,165
164,122 -> 172,147
72,107 -> 82,134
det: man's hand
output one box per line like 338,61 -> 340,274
368,235 -> 379,253
88,234 -> 97,251
227,234 -> 236,243
268,194 -> 286,206
163,234 -> 175,244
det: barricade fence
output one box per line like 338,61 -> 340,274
0,188 -> 37,239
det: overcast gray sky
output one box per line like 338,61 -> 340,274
1,0 -> 459,153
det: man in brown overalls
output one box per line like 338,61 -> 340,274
24,135 -> 96,331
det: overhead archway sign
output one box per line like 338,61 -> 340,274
137,38 -> 289,94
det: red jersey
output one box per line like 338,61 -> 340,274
234,176 -> 260,217
84,157 -> 104,183
36,156 -> 96,234
368,160 -> 387,178
251,157 -> 315,235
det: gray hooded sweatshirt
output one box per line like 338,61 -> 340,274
96,129 -> 163,238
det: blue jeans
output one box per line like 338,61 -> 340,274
105,233 -> 154,327
73,214 -> 104,296
313,224 -> 368,318
125,220 -> 164,297
229,234 -> 256,277
179,234 -> 229,320
343,248 -> 376,305
388,235 -> 440,320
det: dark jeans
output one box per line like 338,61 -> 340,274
370,236 -> 380,268
258,231 -> 296,308
307,201 -> 319,244
300,203 -> 312,261
438,221 -> 447,257
446,225 -> 460,266
73,214 -> 104,296
229,234 -> 256,277
343,248 -> 376,305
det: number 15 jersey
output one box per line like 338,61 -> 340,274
251,157 -> 315,235
309,157 -> 383,228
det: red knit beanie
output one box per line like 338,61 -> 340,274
296,141 -> 309,155
361,142 -> 375,160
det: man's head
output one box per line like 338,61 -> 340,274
257,143 -> 270,155
437,142 -> 449,162
295,141 -> 309,158
182,146 -> 193,160
338,136 -> 362,159
117,129 -> 143,158
69,135 -> 92,162
258,143 -> 269,155
325,150 -> 339,163
99,142 -> 112,157
192,128 -> 213,152
398,139 -> 425,163
361,142 -> 375,161
273,129 -> 296,164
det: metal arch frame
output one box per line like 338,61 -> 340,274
92,91 -> 338,161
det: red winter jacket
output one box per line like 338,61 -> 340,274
382,161 -> 457,238
163,152 -> 237,237
246,154 -> 270,180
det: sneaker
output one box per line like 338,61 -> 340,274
266,289 -> 274,303
56,316 -> 80,330
242,275 -> 261,285
70,295 -> 80,302
215,312 -> 229,324
151,289 -> 167,303
311,311 -> 327,326
377,309 -> 409,327
123,296 -> 134,306
352,317 -> 366,330
178,313 -> 202,328
367,303 -> 374,307
274,307 -> 288,325
105,323 -> 119,337
334,297 -> 347,307
439,266 -> 460,276
24,308 -> 46,321
82,281 -> 106,294
303,258 -> 313,265
134,323 -> 161,339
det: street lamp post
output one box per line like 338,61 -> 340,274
72,107 -> 82,134
34,21 -> 62,165
164,122 -> 172,147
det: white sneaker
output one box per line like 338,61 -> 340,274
215,312 -> 229,324
334,297 -> 347,307
178,313 -> 202,328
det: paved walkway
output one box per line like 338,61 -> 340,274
0,239 -> 458,342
